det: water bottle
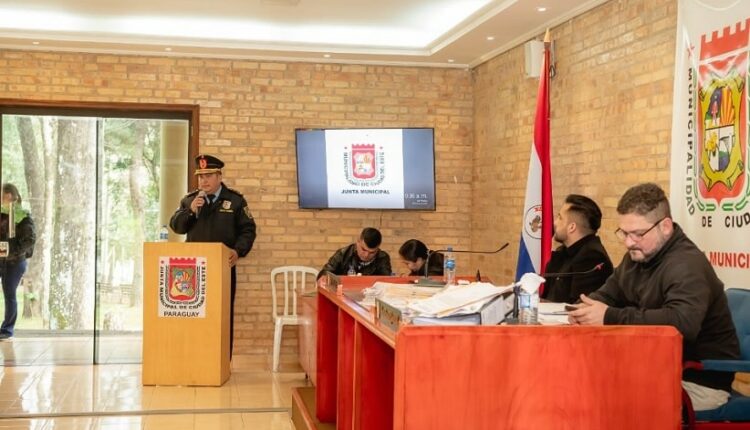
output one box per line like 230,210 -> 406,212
443,246 -> 456,285
159,225 -> 169,242
518,289 -> 539,324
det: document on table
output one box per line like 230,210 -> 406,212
407,282 -> 514,317
358,282 -> 439,309
538,302 -> 570,325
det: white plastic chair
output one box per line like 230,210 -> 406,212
270,265 -> 319,372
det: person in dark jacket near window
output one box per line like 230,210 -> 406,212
0,183 -> 36,341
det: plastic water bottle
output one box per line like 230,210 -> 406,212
519,289 -> 539,324
159,225 -> 169,242
443,246 -> 456,285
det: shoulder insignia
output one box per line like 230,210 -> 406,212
244,206 -> 254,219
225,186 -> 244,197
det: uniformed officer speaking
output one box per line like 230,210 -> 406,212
170,154 -> 257,358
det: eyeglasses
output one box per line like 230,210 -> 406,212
614,217 -> 667,242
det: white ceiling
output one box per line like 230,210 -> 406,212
0,0 -> 607,68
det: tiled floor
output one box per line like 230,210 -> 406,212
0,337 -> 309,429
0,335 -> 142,366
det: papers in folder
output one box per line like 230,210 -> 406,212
407,282 -> 514,318
358,282 -> 439,309
538,302 -> 571,325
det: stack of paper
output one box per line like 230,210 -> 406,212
407,282 -> 514,318
358,282 -> 439,309
538,302 -> 570,325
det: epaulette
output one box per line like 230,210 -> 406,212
224,186 -> 244,197
186,189 -> 200,197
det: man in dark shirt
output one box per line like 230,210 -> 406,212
170,154 -> 257,359
317,227 -> 391,284
541,194 -> 613,303
569,183 -> 739,409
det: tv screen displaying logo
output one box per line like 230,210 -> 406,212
295,128 -> 436,210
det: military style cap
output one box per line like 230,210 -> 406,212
194,154 -> 224,175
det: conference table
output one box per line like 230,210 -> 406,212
291,276 -> 683,430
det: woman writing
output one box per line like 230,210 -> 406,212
398,239 -> 443,277
0,184 -> 36,341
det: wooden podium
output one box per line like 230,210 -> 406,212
142,242 -> 231,386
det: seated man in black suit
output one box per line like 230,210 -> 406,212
541,194 -> 613,303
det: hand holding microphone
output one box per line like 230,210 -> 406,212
192,190 -> 207,217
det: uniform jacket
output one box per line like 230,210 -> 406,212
169,183 -> 257,257
541,234 -> 613,303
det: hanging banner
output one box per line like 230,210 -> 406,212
670,0 -> 750,289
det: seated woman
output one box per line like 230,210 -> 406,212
398,239 -> 444,276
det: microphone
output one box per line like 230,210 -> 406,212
196,190 -> 207,218
507,263 -> 606,322
541,263 -> 605,279
419,242 -> 510,285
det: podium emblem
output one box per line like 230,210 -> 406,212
158,256 -> 207,318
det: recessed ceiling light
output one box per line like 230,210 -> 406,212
486,36 -> 495,41
323,54 -> 331,58
536,6 -> 547,12
164,47 -> 172,51
32,41 -> 39,45
0,2 -> 492,49
448,59 -> 455,63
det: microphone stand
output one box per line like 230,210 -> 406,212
416,243 -> 510,287
506,263 -> 605,324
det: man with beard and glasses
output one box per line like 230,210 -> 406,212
541,194 -> 613,303
568,183 -> 739,412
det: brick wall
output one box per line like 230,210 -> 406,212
471,0 -> 677,282
0,53 -> 474,363
0,0 -> 679,365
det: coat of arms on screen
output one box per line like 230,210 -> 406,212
690,21 -> 749,213
343,144 -> 385,186
158,256 -> 207,318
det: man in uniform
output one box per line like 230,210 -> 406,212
170,154 -> 257,359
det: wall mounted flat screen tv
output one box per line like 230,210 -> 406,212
295,128 -> 436,210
